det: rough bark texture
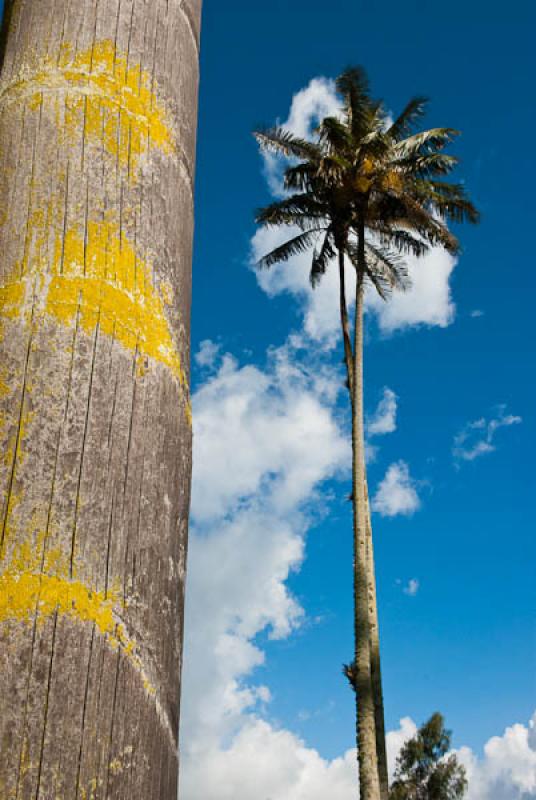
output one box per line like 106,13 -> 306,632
352,273 -> 380,800
0,1 -> 201,797
365,486 -> 388,800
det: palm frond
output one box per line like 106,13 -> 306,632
255,194 -> 327,230
359,128 -> 390,160
254,127 -> 321,161
345,239 -> 410,300
317,154 -> 350,183
401,196 -> 460,253
317,116 -> 352,154
364,241 -> 411,293
387,96 -> 428,141
310,229 -> 336,287
283,162 -> 316,192
374,226 -> 429,258
336,66 -> 373,139
414,180 -> 480,224
396,153 -> 459,177
257,229 -> 324,270
393,127 -> 459,158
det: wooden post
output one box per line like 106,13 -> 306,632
0,1 -> 201,797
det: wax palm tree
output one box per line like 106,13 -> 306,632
254,67 -> 478,800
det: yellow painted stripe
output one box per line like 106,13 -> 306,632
0,40 -> 176,175
0,566 -> 155,695
0,213 -> 188,391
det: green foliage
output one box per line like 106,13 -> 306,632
254,65 -> 479,296
389,713 -> 467,800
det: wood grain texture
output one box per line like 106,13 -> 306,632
0,1 -> 201,797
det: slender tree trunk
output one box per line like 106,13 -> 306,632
352,257 -> 380,799
339,238 -> 384,799
365,484 -> 389,800
0,1 -> 201,798
338,248 -> 354,396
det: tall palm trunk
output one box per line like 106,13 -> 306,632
339,242 -> 385,800
0,2 -> 201,798
351,231 -> 381,799
365,485 -> 389,800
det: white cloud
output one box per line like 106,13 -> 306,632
371,460 -> 421,517
368,387 -> 398,436
181,715 -> 419,800
191,347 -> 349,523
261,77 -> 340,197
195,339 -> 221,369
453,405 -> 522,463
182,703 -> 536,800
471,309 -> 485,318
456,712 -> 536,800
403,578 -> 420,596
365,246 -> 457,333
181,718 -> 358,800
181,341 -> 349,752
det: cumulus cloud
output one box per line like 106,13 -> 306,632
181,719 -> 357,800
261,77 -> 339,197
367,387 -> 398,436
191,346 -> 349,523
182,702 -> 536,800
453,405 -> 522,463
365,247 -> 457,333
456,712 -> 536,800
371,460 -> 421,517
181,341 -> 349,752
181,715 -> 420,800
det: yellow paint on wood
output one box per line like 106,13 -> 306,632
0,529 -> 154,693
0,40 -> 176,178
0,205 -> 187,389
0,569 -> 120,640
48,217 -> 186,386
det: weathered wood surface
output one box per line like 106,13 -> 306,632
0,1 -> 201,797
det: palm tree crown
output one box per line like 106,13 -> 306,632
255,66 -> 479,301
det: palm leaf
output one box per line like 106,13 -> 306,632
336,66 -> 373,139
414,180 -> 480,224
255,194 -> 327,230
373,226 -> 429,258
387,97 -> 428,141
284,162 -> 317,192
364,241 -> 411,292
254,127 -> 321,161
397,153 -> 459,177
310,229 -> 336,287
257,229 -> 324,269
317,116 -> 352,154
393,127 -> 459,158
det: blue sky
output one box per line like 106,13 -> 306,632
1,2 -> 533,798
181,2 -> 535,798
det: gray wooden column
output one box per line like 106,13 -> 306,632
0,1 -> 201,797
